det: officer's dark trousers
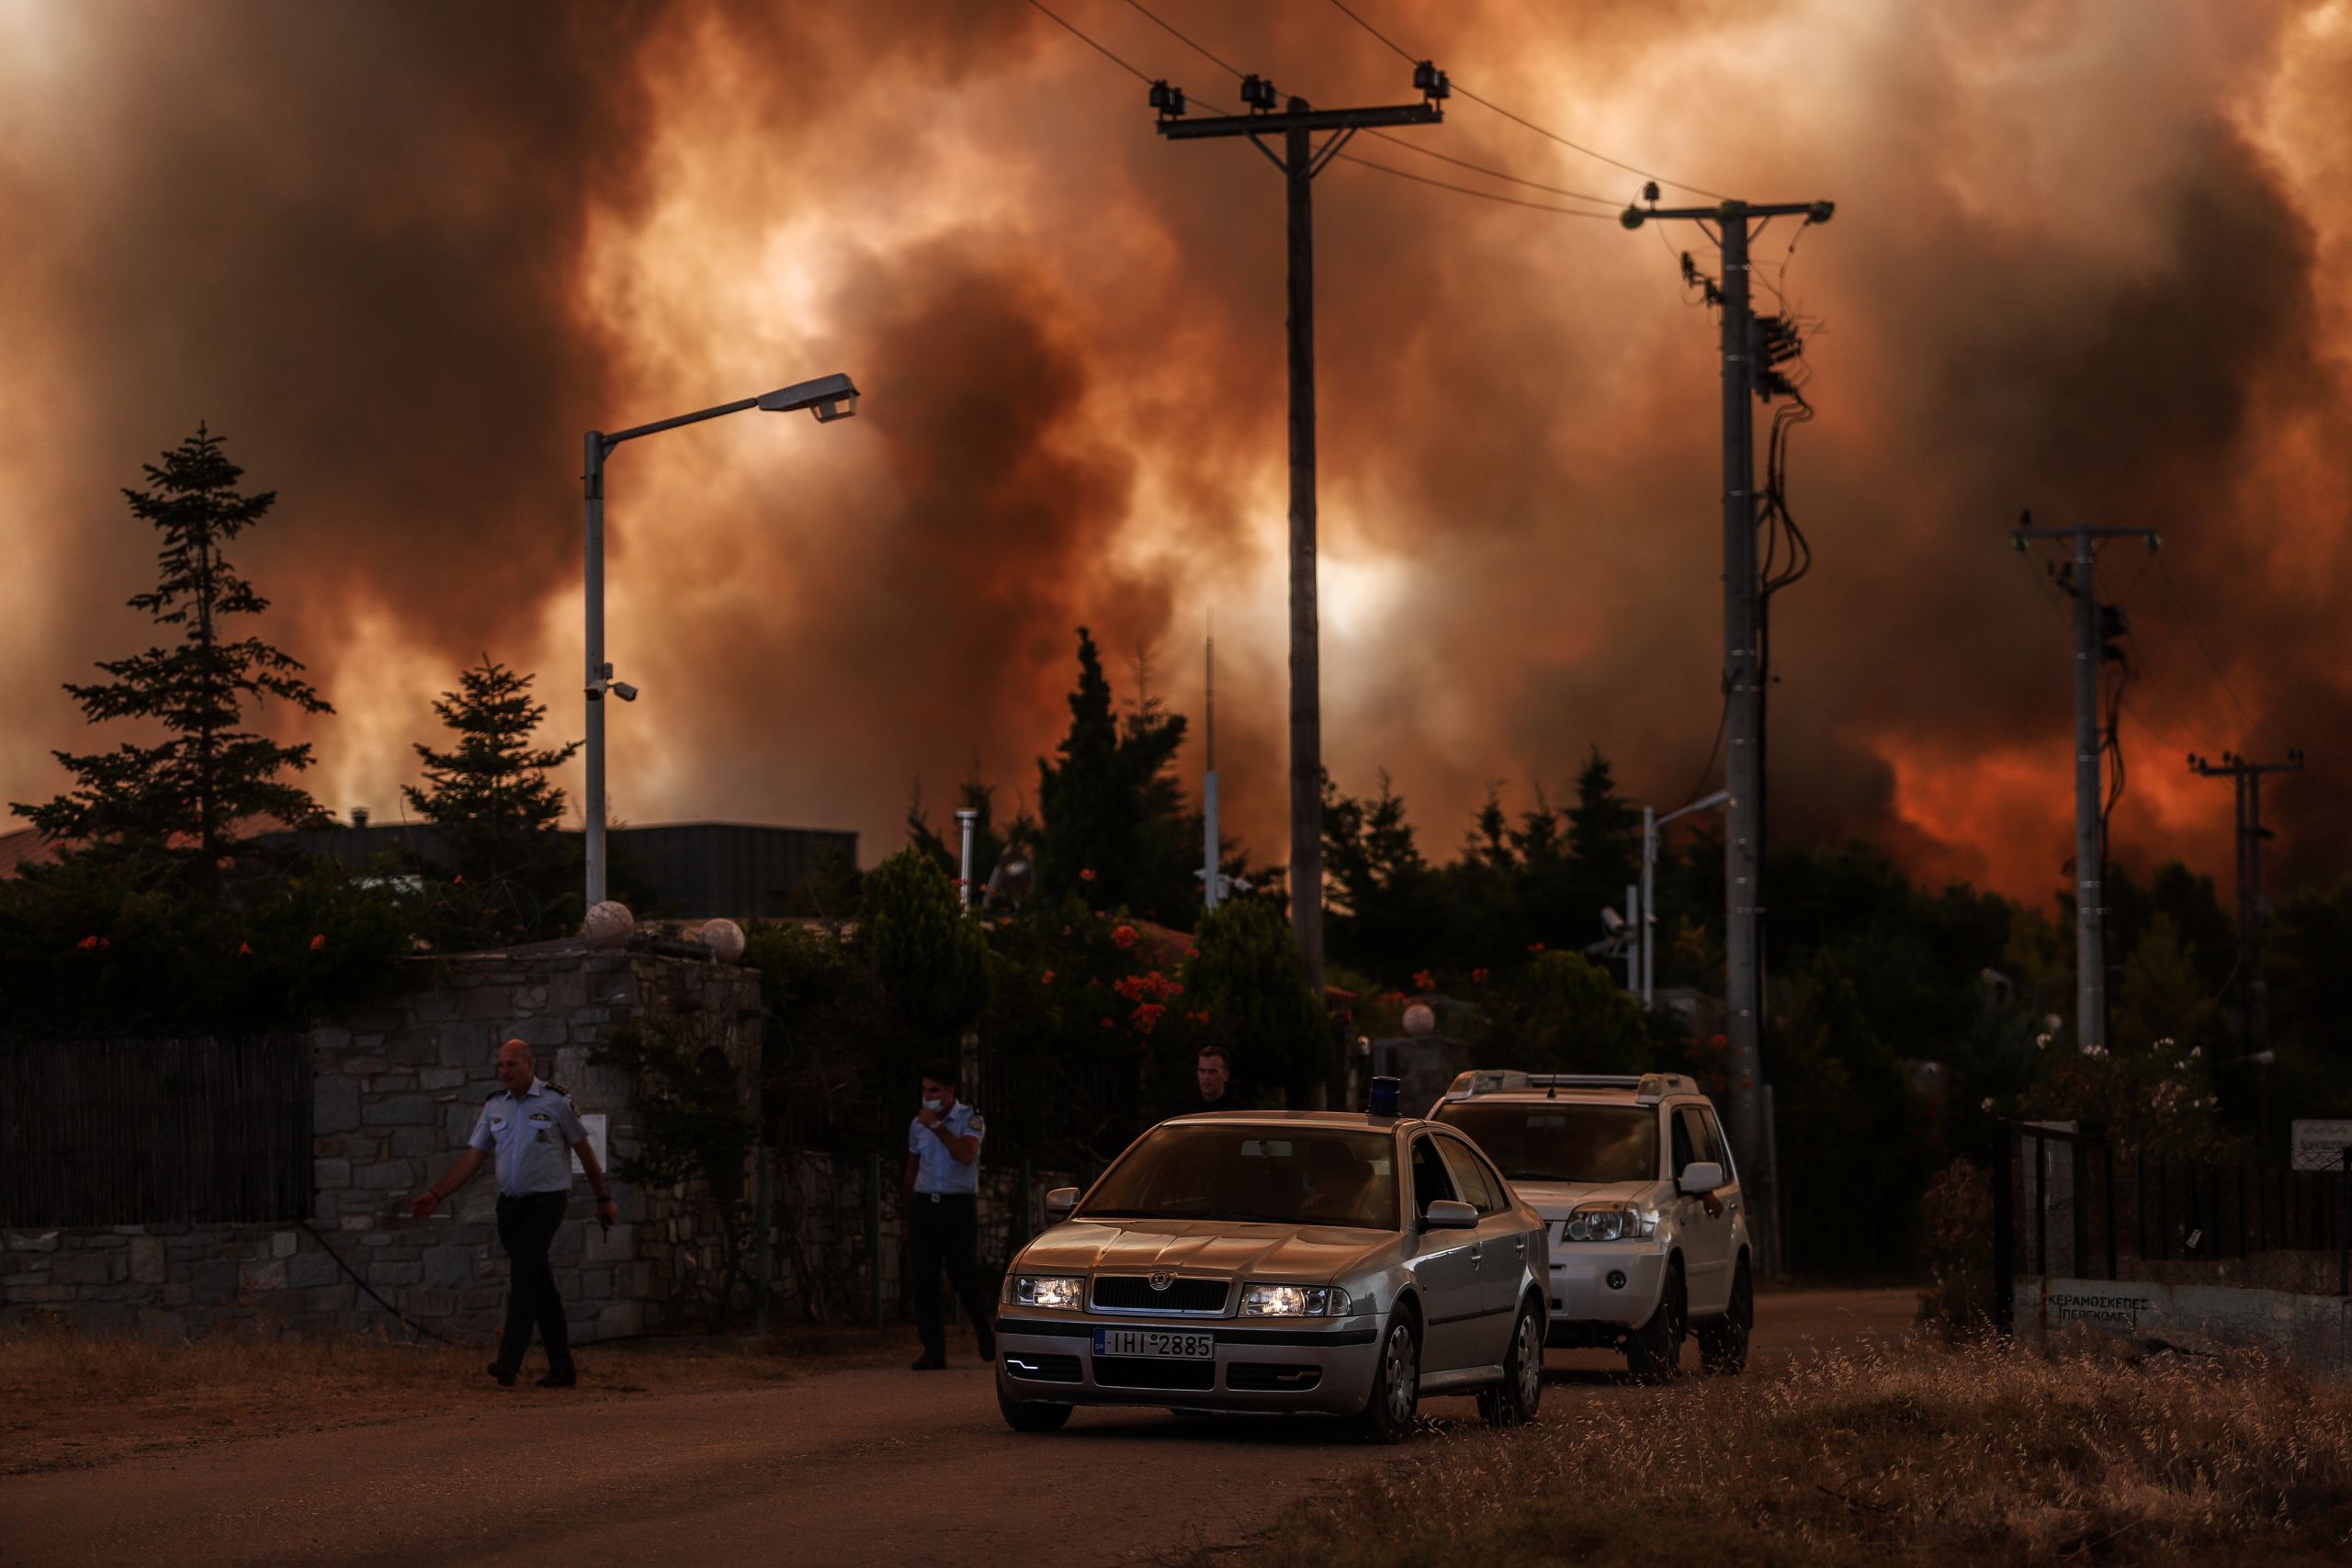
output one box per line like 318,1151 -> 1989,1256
910,1193 -> 994,1359
495,1192 -> 573,1375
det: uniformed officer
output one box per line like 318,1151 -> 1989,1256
410,1038 -> 617,1388
904,1060 -> 995,1371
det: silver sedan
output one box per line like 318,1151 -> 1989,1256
992,1111 -> 1549,1441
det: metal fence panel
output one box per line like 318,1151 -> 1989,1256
0,1035 -> 312,1226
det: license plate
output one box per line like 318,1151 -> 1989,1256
1093,1328 -> 1213,1359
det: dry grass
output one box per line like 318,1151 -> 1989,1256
1216,1343 -> 2352,1567
0,1319 -> 894,1475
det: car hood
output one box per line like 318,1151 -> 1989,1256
1509,1179 -> 1656,1220
1017,1219 -> 1394,1281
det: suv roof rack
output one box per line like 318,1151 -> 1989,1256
1441,1069 -> 1702,1106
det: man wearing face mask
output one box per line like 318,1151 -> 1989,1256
905,1061 -> 994,1371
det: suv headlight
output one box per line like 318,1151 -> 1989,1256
1563,1203 -> 1657,1243
1239,1283 -> 1351,1316
1011,1274 -> 1085,1309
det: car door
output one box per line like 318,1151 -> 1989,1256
1405,1134 -> 1480,1371
1672,1104 -> 1734,1315
1435,1134 -> 1527,1367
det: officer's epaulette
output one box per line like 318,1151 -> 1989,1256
544,1081 -> 568,1096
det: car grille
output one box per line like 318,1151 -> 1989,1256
1002,1352 -> 1081,1383
1090,1275 -> 1229,1313
1091,1356 -> 1216,1391
1225,1362 -> 1322,1393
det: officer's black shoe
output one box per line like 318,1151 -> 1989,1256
910,1351 -> 947,1371
537,1369 -> 579,1389
486,1361 -> 517,1388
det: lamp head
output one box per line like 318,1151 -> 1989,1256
758,372 -> 861,423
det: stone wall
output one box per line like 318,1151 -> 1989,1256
2,945 -> 761,1343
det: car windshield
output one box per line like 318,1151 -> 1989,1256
1433,1102 -> 1658,1185
1078,1125 -> 1399,1230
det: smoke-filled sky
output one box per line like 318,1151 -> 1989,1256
2,0 -> 2347,910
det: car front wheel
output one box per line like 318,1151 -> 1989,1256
1358,1313 -> 1421,1444
1623,1263 -> 1686,1383
1476,1300 -> 1544,1426
998,1387 -> 1073,1432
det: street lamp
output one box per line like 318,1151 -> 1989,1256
582,372 -> 861,911
1641,788 -> 1732,1007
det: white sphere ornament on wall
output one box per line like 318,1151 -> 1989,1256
1402,1001 -> 1436,1037
697,918 -> 747,964
583,900 -> 635,942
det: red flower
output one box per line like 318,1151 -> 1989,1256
1100,1017 -> 1114,1029
1080,868 -> 1096,883
1111,924 -> 1138,949
1471,967 -> 1490,985
1183,947 -> 1199,960
1527,942 -> 1546,954
1380,991 -> 1406,1006
1412,969 -> 1436,993
75,934 -> 101,951
1040,969 -> 1056,986
236,942 -> 253,956
309,934 -> 326,952
1190,1010 -> 1210,1026
453,874 -> 465,885
1131,1002 -> 1166,1034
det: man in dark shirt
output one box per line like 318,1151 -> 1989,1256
1184,1045 -> 1238,1114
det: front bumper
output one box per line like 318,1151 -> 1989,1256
1546,1241 -> 1668,1334
994,1312 -> 1383,1416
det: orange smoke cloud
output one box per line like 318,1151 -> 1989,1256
1,0 -> 2347,916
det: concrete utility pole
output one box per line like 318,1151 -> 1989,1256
2011,516 -> 2158,1051
2188,749 -> 2304,1051
1154,67 -> 1448,1030
1202,621 -> 1222,911
1621,194 -> 1831,1272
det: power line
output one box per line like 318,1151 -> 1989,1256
1121,0 -> 1620,209
1025,0 -> 1618,220
1326,0 -> 1729,199
2152,552 -> 2273,746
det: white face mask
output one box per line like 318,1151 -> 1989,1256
922,1098 -> 944,1114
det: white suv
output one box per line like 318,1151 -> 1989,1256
1429,1071 -> 1750,1380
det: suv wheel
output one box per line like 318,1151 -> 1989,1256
1697,1258 -> 1753,1376
997,1387 -> 1073,1432
1623,1263 -> 1686,1383
1476,1300 -> 1544,1427
1358,1313 -> 1421,1444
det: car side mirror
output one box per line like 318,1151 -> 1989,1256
1422,1198 -> 1478,1230
1043,1186 -> 1081,1221
1678,1161 -> 1724,1195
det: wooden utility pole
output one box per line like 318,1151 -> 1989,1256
1155,68 -> 1447,1040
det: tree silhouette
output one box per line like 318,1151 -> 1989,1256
404,657 -> 581,944
14,424 -> 330,880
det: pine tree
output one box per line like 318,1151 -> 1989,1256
403,658 -> 581,943
13,424 -> 331,876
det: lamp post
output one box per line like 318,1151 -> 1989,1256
1642,789 -> 1732,1008
582,373 -> 859,911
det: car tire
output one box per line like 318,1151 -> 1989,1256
1476,1299 -> 1544,1427
1357,1311 -> 1421,1445
1623,1262 -> 1686,1383
997,1387 -> 1073,1432
1697,1257 -> 1753,1376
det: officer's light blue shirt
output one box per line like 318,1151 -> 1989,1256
469,1078 -> 588,1196
908,1102 -> 985,1195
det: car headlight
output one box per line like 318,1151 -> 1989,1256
1562,1203 -> 1657,1243
1239,1283 -> 1352,1316
1012,1274 -> 1085,1309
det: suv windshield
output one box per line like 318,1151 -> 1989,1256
1433,1103 -> 1658,1185
1078,1125 -> 1399,1230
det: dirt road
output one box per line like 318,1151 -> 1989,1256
0,1287 -> 1915,1567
